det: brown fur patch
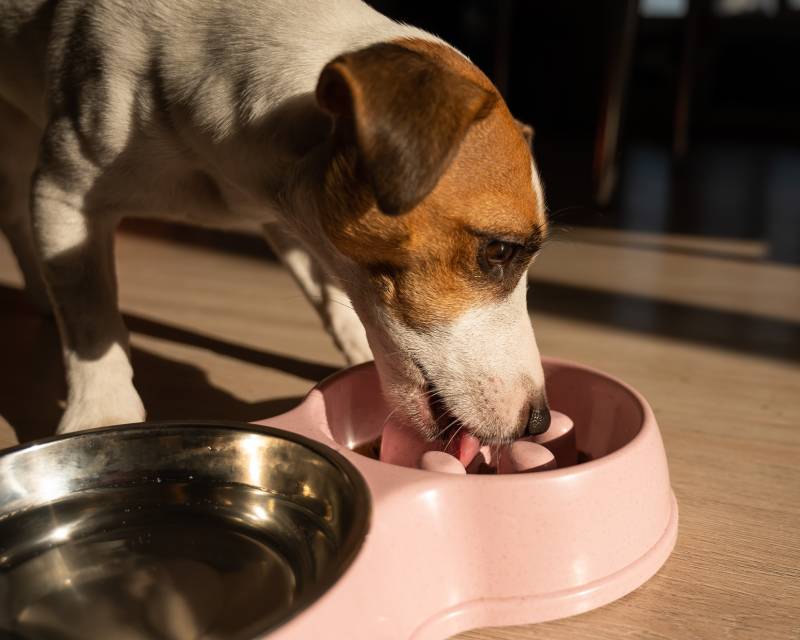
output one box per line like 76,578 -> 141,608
318,39 -> 547,330
317,42 -> 496,216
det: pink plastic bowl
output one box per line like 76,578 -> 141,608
256,357 -> 678,639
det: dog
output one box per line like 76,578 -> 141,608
0,0 -> 551,445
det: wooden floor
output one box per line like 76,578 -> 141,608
0,225 -> 798,639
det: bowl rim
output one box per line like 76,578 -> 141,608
314,356 -> 659,482
0,420 -> 372,637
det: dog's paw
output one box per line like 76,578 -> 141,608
57,383 -> 146,434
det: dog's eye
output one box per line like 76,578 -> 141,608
478,240 -> 520,278
484,241 -> 516,266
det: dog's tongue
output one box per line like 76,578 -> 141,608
444,431 -> 481,466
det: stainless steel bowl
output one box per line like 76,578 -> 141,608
0,422 -> 370,640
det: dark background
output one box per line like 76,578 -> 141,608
368,0 -> 800,262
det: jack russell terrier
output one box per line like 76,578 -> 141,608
0,0 -> 551,445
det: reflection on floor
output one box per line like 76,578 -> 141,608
540,141 -> 800,264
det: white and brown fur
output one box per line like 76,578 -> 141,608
0,0 -> 550,442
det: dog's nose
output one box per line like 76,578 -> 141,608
525,403 -> 551,436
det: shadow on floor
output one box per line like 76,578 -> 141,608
3,265 -> 798,444
528,278 -> 800,363
124,314 -> 338,383
0,285 -> 334,445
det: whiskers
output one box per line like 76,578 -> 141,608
379,406 -> 401,431
442,423 -> 465,453
431,414 -> 461,441
327,296 -> 356,312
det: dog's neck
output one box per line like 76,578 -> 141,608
149,1 -> 446,230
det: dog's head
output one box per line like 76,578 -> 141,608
309,39 -> 548,445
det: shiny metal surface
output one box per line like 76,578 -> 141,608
0,422 -> 370,640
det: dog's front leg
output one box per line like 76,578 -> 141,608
32,174 -> 145,434
263,223 -> 372,365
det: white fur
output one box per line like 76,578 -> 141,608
58,344 -> 145,433
364,275 -> 544,443
419,276 -> 544,437
531,159 -> 547,217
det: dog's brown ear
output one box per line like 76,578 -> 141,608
317,42 -> 497,216
515,119 -> 535,149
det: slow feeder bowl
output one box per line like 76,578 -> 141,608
0,357 -> 677,639
259,356 -> 678,639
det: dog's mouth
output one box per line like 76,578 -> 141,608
419,372 -> 482,465
425,380 -> 457,436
